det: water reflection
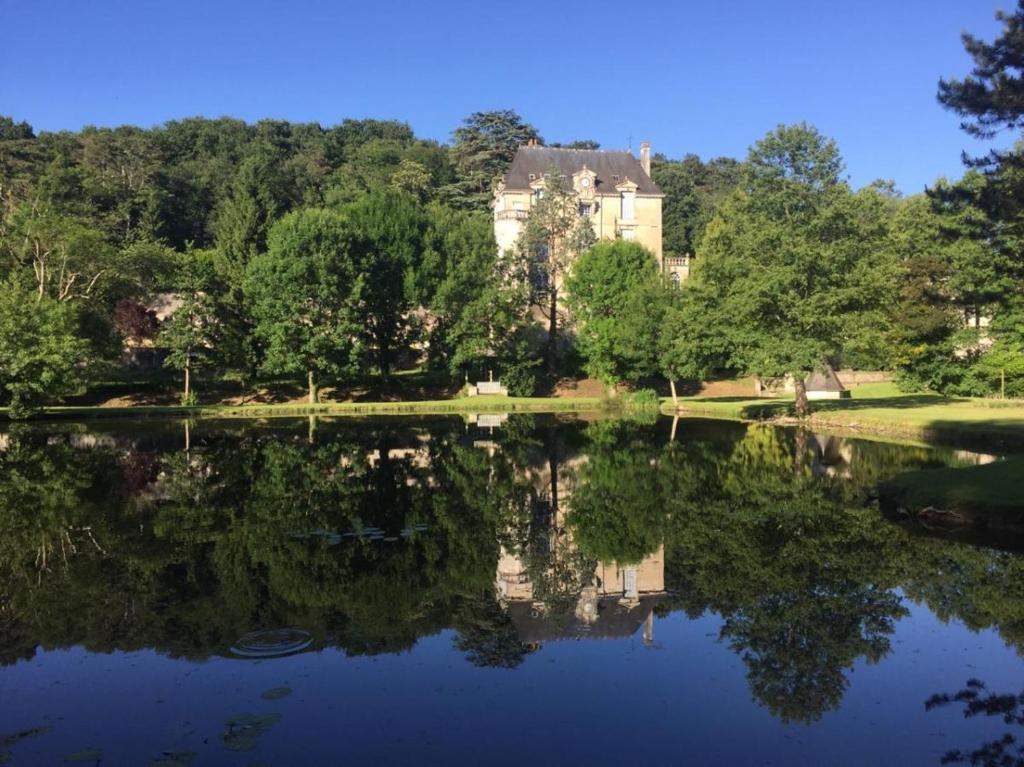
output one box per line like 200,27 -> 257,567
0,415 -> 1022,741
926,679 -> 1024,766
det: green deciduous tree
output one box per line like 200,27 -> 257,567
419,204 -> 531,381
566,240 -> 667,386
651,153 -> 743,258
160,254 -> 225,404
684,124 -> 888,415
243,209 -> 362,402
516,170 -> 596,370
0,279 -> 90,416
343,190 -> 425,379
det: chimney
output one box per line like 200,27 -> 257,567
527,137 -> 538,147
639,141 -> 651,176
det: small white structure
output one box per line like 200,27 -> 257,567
466,380 -> 508,397
756,365 -> 852,400
805,367 -> 851,400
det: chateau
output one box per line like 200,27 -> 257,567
493,141 -> 688,283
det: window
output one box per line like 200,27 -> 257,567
621,228 -> 636,241
620,191 -> 635,220
670,271 -> 681,288
612,174 -> 620,183
528,173 -> 535,180
579,203 -> 592,217
533,189 -> 544,202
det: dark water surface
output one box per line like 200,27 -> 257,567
1,414 -> 1023,766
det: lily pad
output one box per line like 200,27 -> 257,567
260,686 -> 292,701
0,727 -> 51,748
150,751 -> 196,767
222,713 -> 280,752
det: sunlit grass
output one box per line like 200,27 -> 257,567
667,382 -> 1024,446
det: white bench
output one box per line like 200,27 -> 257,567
467,380 -> 508,396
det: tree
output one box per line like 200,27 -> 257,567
390,159 -> 433,201
343,190 -> 425,379
447,110 -> 540,210
935,5 -> 1024,393
565,240 -> 666,386
651,153 -> 743,258
686,124 -> 882,415
887,195 -> 963,391
938,2 -> 1024,141
658,285 -> 726,405
515,169 -> 596,370
549,139 -> 600,150
0,116 -> 34,141
160,256 -> 223,404
419,204 -> 531,380
1,202 -> 114,303
244,209 -> 362,402
0,279 -> 90,416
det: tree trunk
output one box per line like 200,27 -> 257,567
669,379 -> 678,407
308,370 -> 317,404
546,287 -> 559,372
794,376 -> 809,417
184,357 -> 191,399
794,427 -> 809,475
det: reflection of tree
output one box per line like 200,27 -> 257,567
3,414 -> 1024,730
926,679 -> 1024,766
568,425 -> 668,565
660,424 -> 909,722
453,592 -> 535,669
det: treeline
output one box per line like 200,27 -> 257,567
0,105 -> 745,413
1,3 -> 1023,412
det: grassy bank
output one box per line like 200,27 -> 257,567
1,395 -> 609,422
668,383 -> 1024,448
879,458 -> 1024,516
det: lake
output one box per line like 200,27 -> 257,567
0,414 -> 1022,766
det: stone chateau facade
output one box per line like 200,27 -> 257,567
492,141 -> 689,284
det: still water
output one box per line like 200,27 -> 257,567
0,414 -> 1022,766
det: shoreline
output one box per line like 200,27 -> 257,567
666,399 -> 1024,452
0,396 -> 610,422
3,393 -> 1023,452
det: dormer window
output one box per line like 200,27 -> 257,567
528,173 -> 535,180
612,174 -> 620,183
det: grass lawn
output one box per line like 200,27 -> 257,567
3,395 -> 609,421
668,383 -> 1024,448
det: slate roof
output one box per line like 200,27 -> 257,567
506,594 -> 663,642
805,366 -> 847,393
501,146 -> 662,196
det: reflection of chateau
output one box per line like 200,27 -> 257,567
496,545 -> 664,644
496,446 -> 665,644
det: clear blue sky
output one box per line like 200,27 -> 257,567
1,0 -> 1011,193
